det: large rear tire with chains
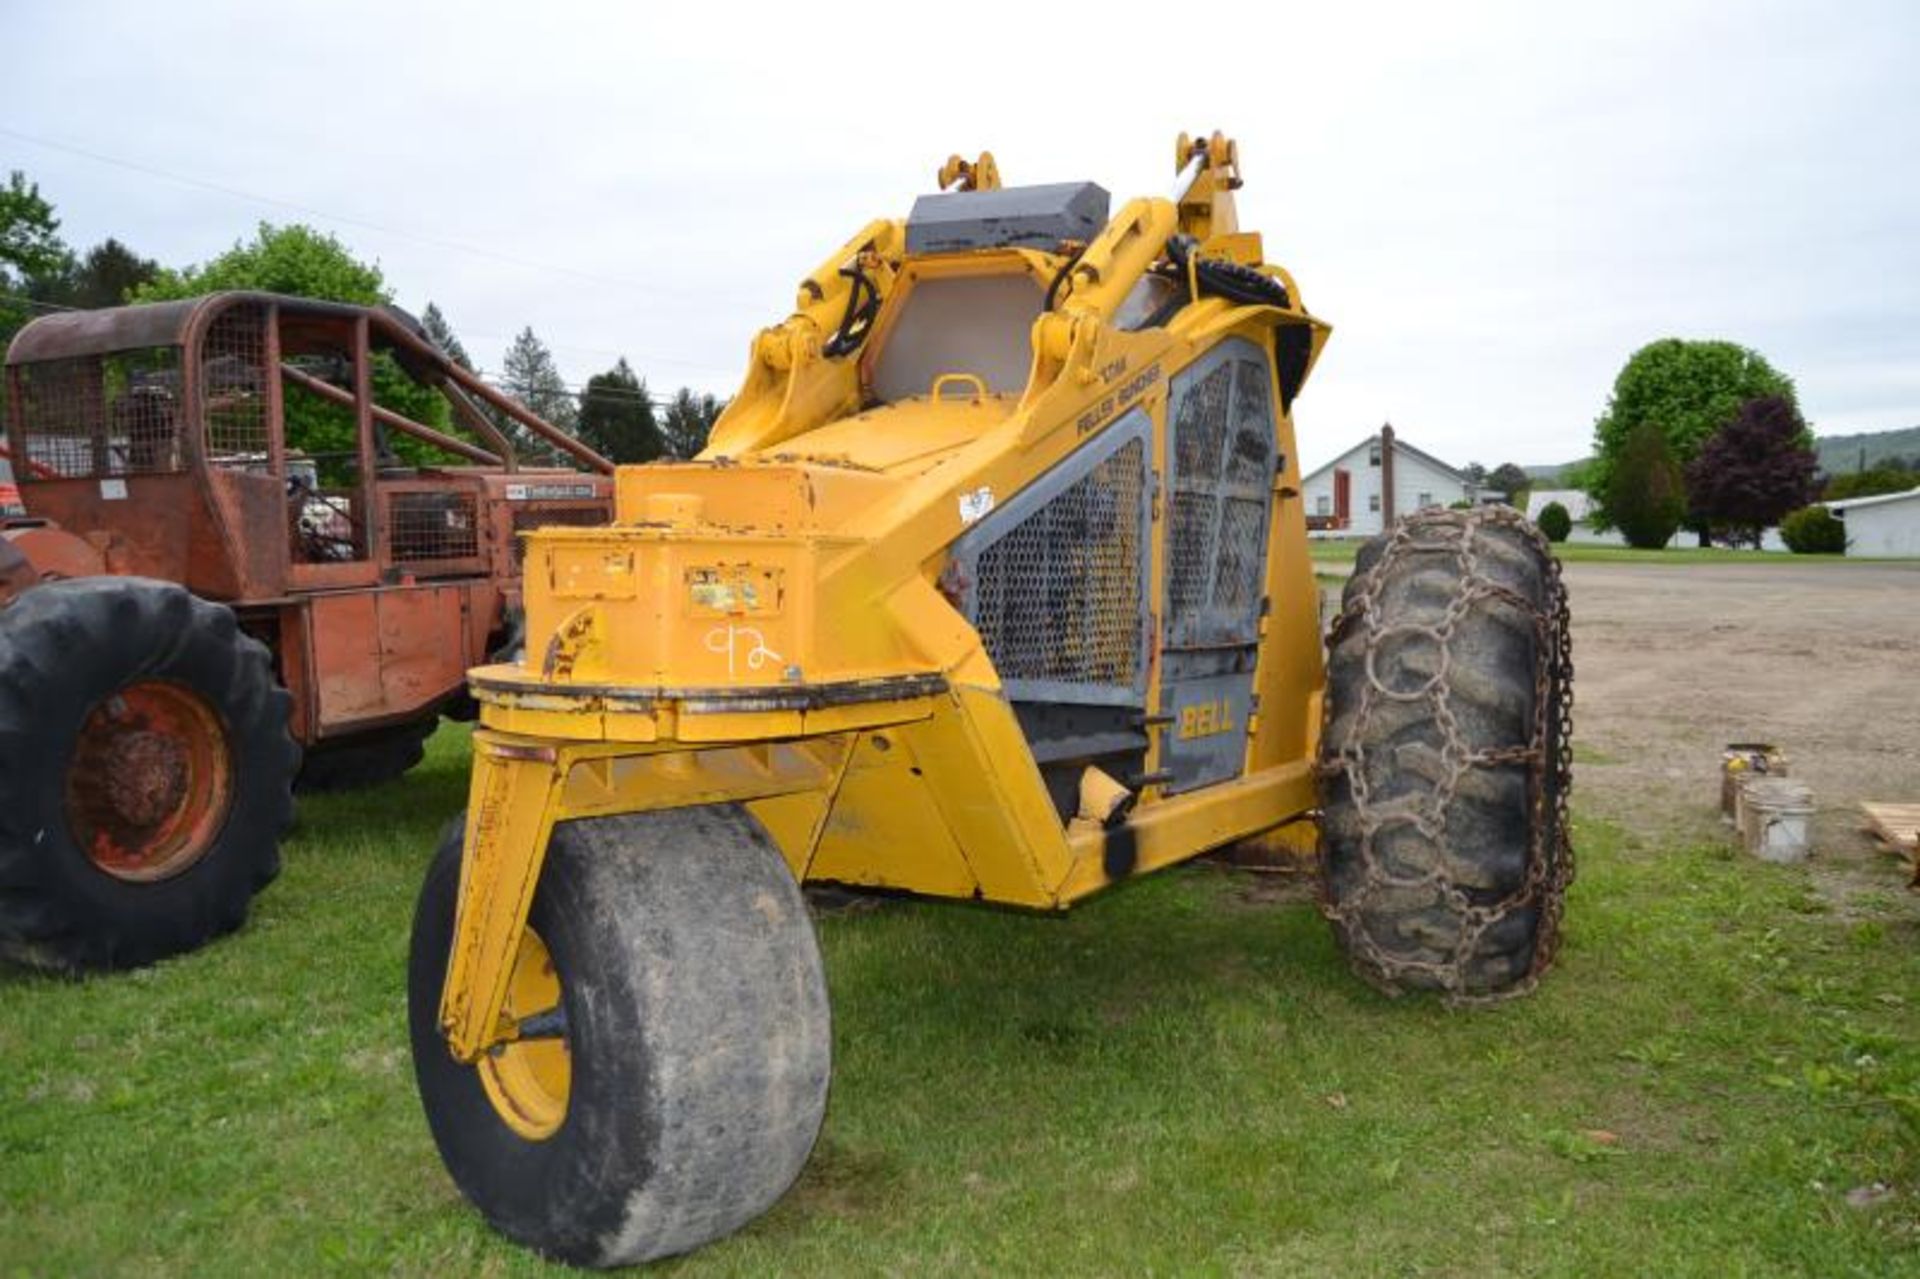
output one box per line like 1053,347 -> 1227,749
1319,507 -> 1573,999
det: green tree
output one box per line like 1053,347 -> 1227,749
1486,462 -> 1531,503
1683,396 -> 1817,547
138,223 -> 455,464
37,238 -> 159,310
497,327 -> 577,463
1824,465 -> 1918,501
1604,421 -> 1687,549
661,387 -> 724,459
420,301 -> 472,370
0,171 -> 70,340
1587,339 -> 1797,536
576,358 -> 661,463
138,222 -> 386,305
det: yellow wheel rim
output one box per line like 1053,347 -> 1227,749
478,926 -> 571,1141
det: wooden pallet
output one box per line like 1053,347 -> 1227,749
1860,802 -> 1920,884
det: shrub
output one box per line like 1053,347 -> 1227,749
1779,505 -> 1847,554
1536,501 -> 1573,543
1604,421 -> 1686,549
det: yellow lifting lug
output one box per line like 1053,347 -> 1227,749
1174,131 -> 1241,188
1172,131 -> 1242,242
937,151 -> 1001,192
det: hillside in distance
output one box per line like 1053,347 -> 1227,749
1520,425 -> 1919,488
1815,425 -> 1920,475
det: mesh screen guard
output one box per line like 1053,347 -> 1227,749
953,410 -> 1152,706
1164,339 -> 1277,649
10,347 -> 184,478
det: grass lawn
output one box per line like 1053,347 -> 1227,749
2,725 -> 1916,1276
1307,538 -> 1898,567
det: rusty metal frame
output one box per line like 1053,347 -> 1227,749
0,292 -> 618,759
352,312 -> 380,561
5,293 -> 616,476
279,363 -> 500,468
264,301 -> 286,476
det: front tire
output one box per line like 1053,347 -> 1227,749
408,804 -> 831,1268
1319,507 -> 1573,999
0,578 -> 298,971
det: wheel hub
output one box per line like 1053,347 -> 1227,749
478,926 -> 571,1141
66,680 -> 235,882
103,730 -> 190,827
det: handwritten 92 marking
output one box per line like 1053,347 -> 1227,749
703,624 -> 783,679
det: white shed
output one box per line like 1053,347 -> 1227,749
1525,488 -> 1616,545
1523,489 -> 1779,550
1300,424 -> 1472,537
1519,488 -> 1683,547
1826,487 -> 1920,558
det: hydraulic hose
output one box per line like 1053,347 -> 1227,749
1160,234 -> 1292,310
823,260 -> 881,358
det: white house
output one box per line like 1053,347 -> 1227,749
1300,424 -> 1473,537
1826,487 -> 1920,558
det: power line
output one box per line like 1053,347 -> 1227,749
0,290 -> 81,314
0,293 -> 707,410
475,373 -> 722,409
1,124 -> 748,375
454,327 -> 733,374
1,296 -> 728,403
0,123 -> 724,302
3,292 -> 734,386
2,125 -> 771,377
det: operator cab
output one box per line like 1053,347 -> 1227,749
771,182 -> 1115,473
863,179 -> 1108,414
849,180 -> 1186,421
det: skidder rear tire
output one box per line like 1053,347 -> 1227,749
408,804 -> 831,1268
1319,507 -> 1573,999
0,578 -> 297,971
296,715 -> 435,793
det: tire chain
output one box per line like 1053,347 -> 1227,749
1317,506 -> 1575,1004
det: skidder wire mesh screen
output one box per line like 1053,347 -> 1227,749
1166,348 -> 1275,648
202,303 -> 270,465
972,438 -> 1145,688
10,348 -> 184,478
389,490 -> 482,563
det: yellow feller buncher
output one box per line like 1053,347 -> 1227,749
408,133 -> 1574,1267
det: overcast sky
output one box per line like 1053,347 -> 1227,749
4,1 -> 1916,471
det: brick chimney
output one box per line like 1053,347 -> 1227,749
1379,421 -> 1396,525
